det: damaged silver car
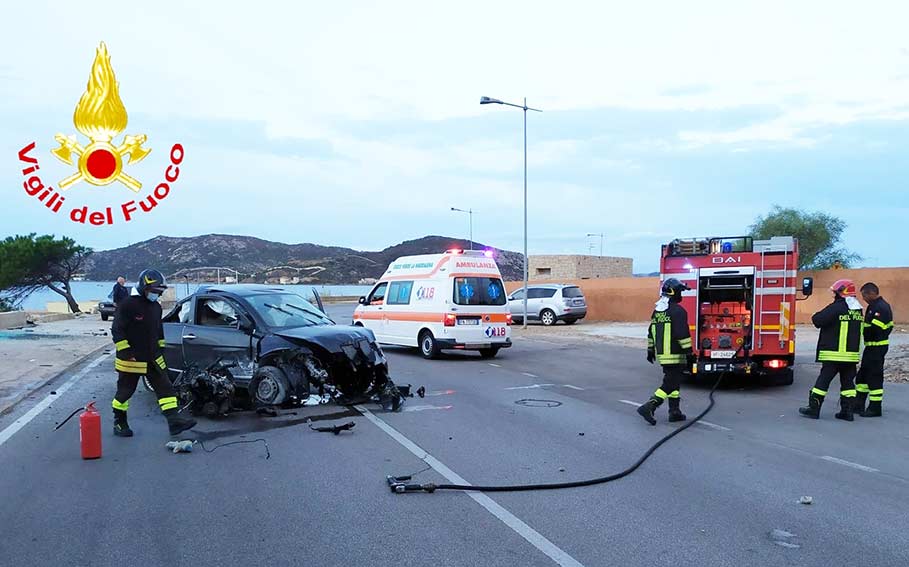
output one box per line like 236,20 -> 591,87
159,285 -> 407,412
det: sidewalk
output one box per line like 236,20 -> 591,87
0,314 -> 113,414
514,322 -> 909,382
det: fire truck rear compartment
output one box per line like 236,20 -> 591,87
697,275 -> 753,355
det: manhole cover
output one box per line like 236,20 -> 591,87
515,399 -> 562,408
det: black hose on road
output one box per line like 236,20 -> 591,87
388,373 -> 724,494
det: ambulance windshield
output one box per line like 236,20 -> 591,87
453,277 -> 507,306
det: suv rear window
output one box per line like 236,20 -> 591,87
453,277 -> 506,306
562,286 -> 584,298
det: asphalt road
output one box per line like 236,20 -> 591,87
1,304 -> 908,567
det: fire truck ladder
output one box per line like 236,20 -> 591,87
757,244 -> 789,349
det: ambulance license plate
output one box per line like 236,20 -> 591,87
711,350 -> 736,359
458,319 -> 479,325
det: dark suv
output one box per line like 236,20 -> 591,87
161,285 -> 393,407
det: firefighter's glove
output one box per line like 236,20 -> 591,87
646,350 -> 655,364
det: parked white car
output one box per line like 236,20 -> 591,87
508,284 -> 587,326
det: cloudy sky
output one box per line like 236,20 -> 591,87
2,1 -> 907,272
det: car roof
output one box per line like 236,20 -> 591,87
520,284 -> 578,290
195,284 -> 305,297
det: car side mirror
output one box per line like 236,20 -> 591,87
238,315 -> 255,333
801,277 -> 814,297
358,296 -> 367,305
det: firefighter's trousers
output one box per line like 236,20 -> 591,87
812,362 -> 857,400
652,364 -> 685,403
856,346 -> 888,403
113,364 -> 178,414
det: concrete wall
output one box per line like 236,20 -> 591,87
0,312 -> 28,330
528,255 -> 633,281
508,267 -> 909,323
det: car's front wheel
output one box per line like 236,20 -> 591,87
250,365 -> 290,406
101,313 -> 109,321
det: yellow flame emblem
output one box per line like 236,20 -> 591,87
51,42 -> 150,192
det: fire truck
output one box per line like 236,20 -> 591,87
660,235 -> 815,384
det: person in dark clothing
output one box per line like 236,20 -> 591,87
637,278 -> 693,425
854,282 -> 894,417
799,279 -> 864,421
111,276 -> 130,307
111,269 -> 195,437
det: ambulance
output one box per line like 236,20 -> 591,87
352,249 -> 513,359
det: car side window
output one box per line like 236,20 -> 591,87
541,289 -> 557,298
387,281 -> 413,305
511,289 -> 525,300
197,298 -> 239,328
368,282 -> 388,305
527,289 -> 546,299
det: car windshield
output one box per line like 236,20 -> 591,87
453,277 -> 507,306
245,293 -> 333,328
562,286 -> 584,298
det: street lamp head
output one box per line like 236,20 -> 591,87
480,96 -> 502,105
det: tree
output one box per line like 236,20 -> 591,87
748,206 -> 861,270
0,234 -> 92,313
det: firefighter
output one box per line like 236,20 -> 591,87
854,282 -> 893,417
637,278 -> 693,425
799,279 -> 864,421
111,269 -> 196,437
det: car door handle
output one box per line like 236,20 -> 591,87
182,334 -> 197,340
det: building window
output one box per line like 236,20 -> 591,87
536,268 -> 552,276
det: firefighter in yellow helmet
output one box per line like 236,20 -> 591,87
110,269 -> 195,437
637,278 -> 693,425
799,279 -> 864,421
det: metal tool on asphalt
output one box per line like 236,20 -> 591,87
53,402 -> 102,460
387,373 -> 725,494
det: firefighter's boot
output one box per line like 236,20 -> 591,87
834,396 -> 854,422
637,397 -> 661,426
112,409 -> 133,437
853,392 -> 867,416
163,408 -> 196,436
798,391 -> 824,419
860,400 -> 882,418
667,397 -> 687,422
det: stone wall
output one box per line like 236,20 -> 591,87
528,255 -> 633,281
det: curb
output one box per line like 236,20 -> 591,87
0,343 -> 112,417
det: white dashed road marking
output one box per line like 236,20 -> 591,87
488,363 -> 502,368
821,456 -> 879,473
521,372 -> 539,378
403,404 -> 453,413
0,352 -> 110,448
617,400 -> 730,431
505,384 -> 556,390
356,405 -> 585,567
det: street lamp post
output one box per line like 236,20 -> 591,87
450,207 -> 475,250
480,96 -> 542,329
587,233 -> 604,257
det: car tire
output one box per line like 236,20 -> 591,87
101,313 -> 108,321
249,365 -> 290,406
540,309 -> 556,326
142,375 -> 155,392
419,331 -> 440,360
563,318 -> 577,326
479,347 -> 500,359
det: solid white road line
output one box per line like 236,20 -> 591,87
0,352 -> 110,448
820,456 -> 879,473
488,363 -> 502,368
505,384 -> 555,390
402,404 -> 453,412
355,405 -> 585,567
562,385 -> 585,391
521,372 -> 539,378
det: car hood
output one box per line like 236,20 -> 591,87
273,324 -> 376,351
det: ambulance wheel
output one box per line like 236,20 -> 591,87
480,347 -> 500,359
540,309 -> 557,326
419,331 -> 440,360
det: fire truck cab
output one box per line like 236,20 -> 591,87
660,235 -> 814,384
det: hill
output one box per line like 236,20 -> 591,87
83,234 -> 524,284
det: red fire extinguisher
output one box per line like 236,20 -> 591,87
79,402 -> 102,459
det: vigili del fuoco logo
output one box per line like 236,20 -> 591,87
17,41 -> 184,226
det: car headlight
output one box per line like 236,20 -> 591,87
357,339 -> 373,357
341,344 -> 358,360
